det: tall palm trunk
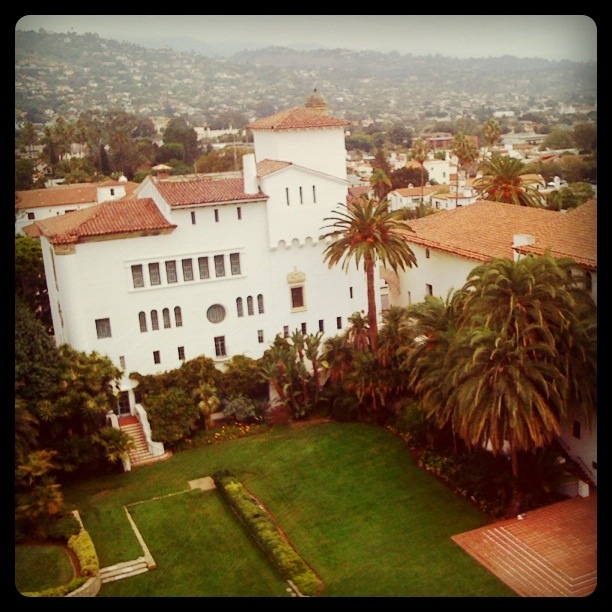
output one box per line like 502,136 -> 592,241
506,447 -> 523,518
365,253 -> 378,351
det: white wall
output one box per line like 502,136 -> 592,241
253,128 -> 347,180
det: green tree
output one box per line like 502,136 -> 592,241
571,122 -> 597,153
369,168 -> 392,200
33,346 -> 127,474
145,387 -> 201,446
415,255 -> 596,517
545,182 -> 595,211
15,298 -> 64,405
163,117 -> 200,165
474,154 -> 545,207
541,128 -> 574,151
412,138 -> 431,202
451,132 -> 479,207
15,157 -> 35,191
321,195 -> 418,351
481,118 -> 501,158
389,166 -> 427,190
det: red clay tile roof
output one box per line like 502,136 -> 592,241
403,199 -> 596,271
22,198 -> 175,244
155,176 -> 266,207
247,107 -> 350,131
15,181 -> 138,210
516,199 -> 597,270
391,186 -> 441,198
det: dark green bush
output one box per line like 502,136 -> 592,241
213,471 -> 324,596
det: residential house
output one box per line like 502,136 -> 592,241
15,180 -> 138,235
24,93 -> 373,418
381,199 -> 597,485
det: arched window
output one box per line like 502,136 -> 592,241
138,311 -> 147,333
257,294 -> 264,314
236,297 -> 244,317
163,308 -> 171,329
247,296 -> 254,316
174,306 -> 183,327
151,310 -> 159,331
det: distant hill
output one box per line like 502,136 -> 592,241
15,29 -> 597,129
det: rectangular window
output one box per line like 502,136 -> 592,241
286,187 -> 290,206
426,284 -> 433,296
95,318 -> 111,339
319,319 -> 324,332
182,259 -> 194,281
283,325 -> 289,338
230,253 -> 241,275
349,287 -> 353,299
291,286 -> 305,309
336,316 -> 342,330
191,211 -> 196,225
178,346 -> 185,361
165,261 -> 178,283
149,263 -> 161,286
214,255 -> 225,277
301,322 -> 307,334
153,350 -> 161,364
312,185 -> 317,203
198,256 -> 210,279
258,330 -> 264,343
110,188 -> 115,196
299,186 -> 303,204
28,212 -> 35,220
237,206 -> 242,220
119,356 -> 126,370
214,209 -> 219,222
214,336 -> 226,357
131,265 -> 144,288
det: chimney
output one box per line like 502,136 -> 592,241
512,234 -> 536,261
243,153 -> 258,195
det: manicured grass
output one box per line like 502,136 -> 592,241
15,543 -> 75,593
62,421 -> 517,597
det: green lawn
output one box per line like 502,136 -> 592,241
61,421 -> 517,597
15,543 -> 75,593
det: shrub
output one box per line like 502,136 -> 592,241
213,471 -> 324,596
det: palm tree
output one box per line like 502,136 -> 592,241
346,311 -> 371,352
412,138 -> 431,203
451,132 -> 479,207
369,168 -> 392,200
441,255 -> 596,516
473,154 -> 545,207
321,195 -> 418,351
481,118 -> 501,161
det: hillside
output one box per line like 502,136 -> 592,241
16,29 -> 597,129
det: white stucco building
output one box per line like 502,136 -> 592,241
24,94 -> 374,396
15,180 -> 137,235
381,199 -> 597,485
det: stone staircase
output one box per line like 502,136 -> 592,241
99,558 -> 150,584
120,418 -> 171,468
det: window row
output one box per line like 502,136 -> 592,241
282,317 -> 343,337
190,206 -> 243,225
139,307 -> 183,332
131,253 -> 241,289
285,185 -> 317,206
236,295 -> 264,317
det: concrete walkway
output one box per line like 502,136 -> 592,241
452,491 -> 597,597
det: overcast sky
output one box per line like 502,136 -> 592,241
16,15 -> 596,62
